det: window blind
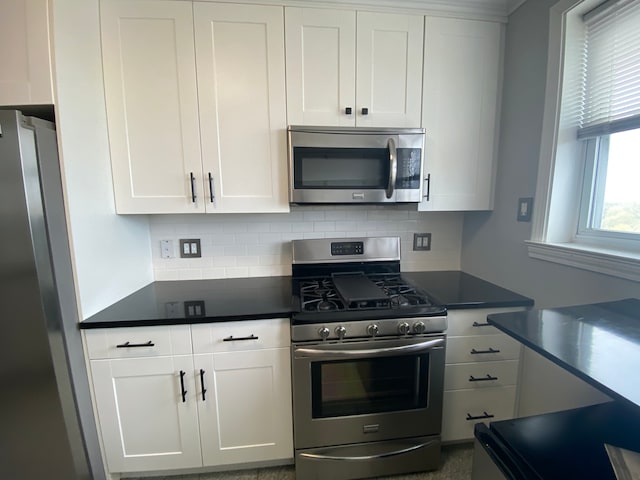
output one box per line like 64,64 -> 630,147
578,0 -> 640,139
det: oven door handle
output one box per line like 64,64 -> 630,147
295,338 -> 444,358
299,439 -> 437,461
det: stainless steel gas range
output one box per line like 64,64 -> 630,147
290,237 -> 447,480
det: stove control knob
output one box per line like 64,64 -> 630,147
318,327 -> 331,340
335,326 -> 347,340
413,321 -> 426,334
398,322 -> 411,335
367,324 -> 379,337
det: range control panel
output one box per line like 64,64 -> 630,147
331,241 -> 364,256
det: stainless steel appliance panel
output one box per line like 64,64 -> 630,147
288,126 -> 425,204
292,237 -> 400,264
295,436 -> 441,480
0,110 -> 105,479
292,335 -> 446,449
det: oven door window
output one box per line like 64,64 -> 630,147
310,354 -> 429,418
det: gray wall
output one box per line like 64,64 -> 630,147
460,0 -> 638,415
461,0 -> 639,309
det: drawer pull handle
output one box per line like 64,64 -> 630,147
223,334 -> 259,342
199,369 -> 207,401
116,341 -> 155,348
469,374 -> 499,382
470,347 -> 500,355
472,321 -> 491,327
466,412 -> 495,421
179,370 -> 187,403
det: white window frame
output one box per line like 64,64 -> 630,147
527,0 -> 640,282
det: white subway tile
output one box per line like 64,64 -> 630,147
226,267 -> 250,278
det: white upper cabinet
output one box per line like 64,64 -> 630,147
0,0 -> 53,105
194,3 -> 289,213
100,0 -> 289,214
285,8 -> 424,127
101,0 -> 203,214
419,17 -> 503,211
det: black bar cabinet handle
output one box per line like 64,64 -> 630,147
189,172 -> 196,203
361,107 -> 369,115
223,334 -> 259,342
179,370 -> 187,403
472,321 -> 492,327
424,173 -> 431,201
116,341 -> 155,348
199,369 -> 207,401
345,107 -> 353,115
470,347 -> 501,355
208,172 -> 215,203
466,411 -> 495,421
469,374 -> 499,382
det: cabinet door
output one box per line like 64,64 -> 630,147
195,3 -> 289,213
419,17 -> 503,211
196,348 -> 293,466
100,0 -> 204,213
90,356 -> 202,473
356,12 -> 424,127
0,0 -> 53,105
285,7 -> 357,126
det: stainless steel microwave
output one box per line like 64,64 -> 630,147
288,126 -> 425,204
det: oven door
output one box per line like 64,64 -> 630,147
292,335 -> 445,449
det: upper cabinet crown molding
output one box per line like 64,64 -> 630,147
192,0 -> 512,22
0,0 -> 54,106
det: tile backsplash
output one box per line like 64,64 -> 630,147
149,206 -> 463,280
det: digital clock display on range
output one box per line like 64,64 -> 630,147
330,241 -> 364,256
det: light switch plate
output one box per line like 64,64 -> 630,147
517,198 -> 534,222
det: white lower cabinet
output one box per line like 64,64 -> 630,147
90,355 -> 202,472
86,319 -> 293,475
192,318 -> 293,466
442,308 -> 524,442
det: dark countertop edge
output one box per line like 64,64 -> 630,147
79,311 -> 292,329
487,315 -> 633,410
445,299 -> 534,310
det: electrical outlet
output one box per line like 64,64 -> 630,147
179,239 -> 202,258
160,240 -> 174,259
184,300 -> 205,317
413,233 -> 432,251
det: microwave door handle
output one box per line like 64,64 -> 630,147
386,137 -> 397,199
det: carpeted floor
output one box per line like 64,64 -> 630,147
124,443 -> 474,480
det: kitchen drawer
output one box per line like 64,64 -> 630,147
192,318 -> 289,353
446,308 -> 524,337
444,360 -> 519,390
446,334 -> 521,364
84,325 -> 192,359
442,386 -> 517,443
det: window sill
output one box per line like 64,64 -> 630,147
526,241 -> 640,282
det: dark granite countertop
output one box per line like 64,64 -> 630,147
487,298 -> 640,409
403,271 -> 533,310
80,277 -> 292,329
80,271 -> 534,329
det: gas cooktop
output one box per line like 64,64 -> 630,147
291,237 -> 447,325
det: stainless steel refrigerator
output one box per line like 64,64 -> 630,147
0,110 -> 105,479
